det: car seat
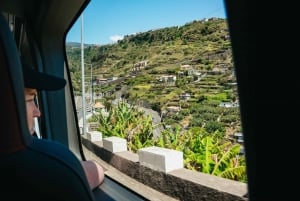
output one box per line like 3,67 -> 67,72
0,12 -> 95,201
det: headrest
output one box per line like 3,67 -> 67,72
0,13 -> 32,154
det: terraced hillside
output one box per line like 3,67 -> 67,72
66,17 -> 241,139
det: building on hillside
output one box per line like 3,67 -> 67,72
179,93 -> 191,101
159,75 -> 176,85
219,102 -> 239,108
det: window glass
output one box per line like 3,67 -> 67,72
66,0 -> 246,184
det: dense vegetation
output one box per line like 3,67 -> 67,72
66,17 -> 246,182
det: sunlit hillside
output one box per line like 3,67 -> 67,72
66,17 -> 241,138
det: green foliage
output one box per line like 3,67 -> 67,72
204,121 -> 226,134
97,100 -> 155,152
184,132 -> 246,182
95,102 -> 246,182
67,18 -> 245,182
153,126 -> 246,182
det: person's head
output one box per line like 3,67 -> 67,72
23,65 -> 66,134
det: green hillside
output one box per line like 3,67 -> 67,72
66,17 -> 241,137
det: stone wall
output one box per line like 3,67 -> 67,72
81,137 -> 248,201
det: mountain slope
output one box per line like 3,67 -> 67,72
67,17 -> 241,136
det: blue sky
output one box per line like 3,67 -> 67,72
66,0 -> 226,45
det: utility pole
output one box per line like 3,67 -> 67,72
81,14 -> 86,135
84,63 -> 93,111
91,64 -> 94,111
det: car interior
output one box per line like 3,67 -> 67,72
0,8 -> 96,201
0,0 -> 260,200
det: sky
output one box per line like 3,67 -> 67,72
66,0 -> 227,45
